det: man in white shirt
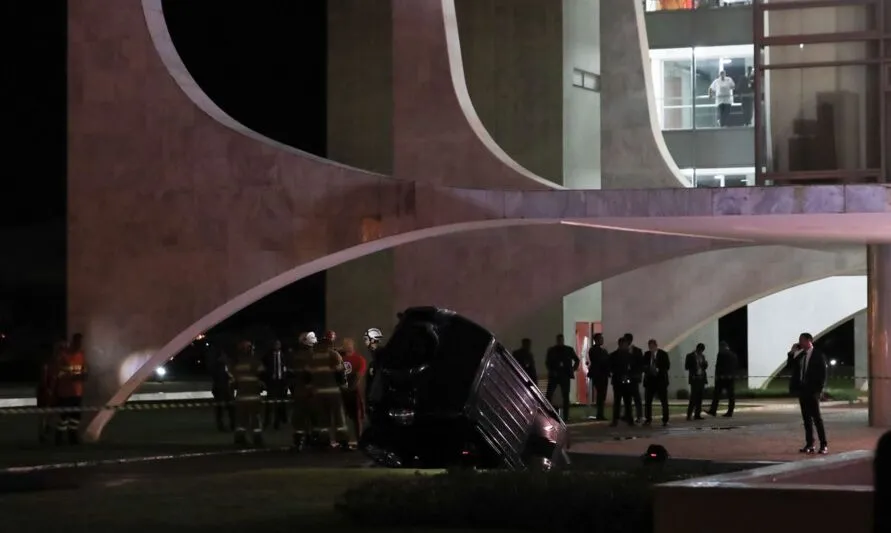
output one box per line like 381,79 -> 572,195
708,70 -> 736,127
787,332 -> 829,454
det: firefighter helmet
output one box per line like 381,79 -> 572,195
363,328 -> 383,347
299,332 -> 318,346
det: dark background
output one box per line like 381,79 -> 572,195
0,0 -> 857,382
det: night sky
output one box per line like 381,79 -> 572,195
0,1 -> 856,379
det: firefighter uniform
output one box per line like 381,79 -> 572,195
53,346 -> 86,445
309,342 -> 350,448
231,342 -> 266,447
289,341 -> 316,450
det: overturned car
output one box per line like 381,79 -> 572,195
360,307 -> 569,471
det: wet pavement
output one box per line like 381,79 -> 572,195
0,400 -> 878,494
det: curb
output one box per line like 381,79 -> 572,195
0,446 -> 291,475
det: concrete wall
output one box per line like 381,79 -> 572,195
645,5 -> 753,49
601,244 -> 865,354
855,310 -> 867,390
600,0 -> 690,188
326,0 -> 395,339
748,276 -> 868,389
455,0 -> 563,183
561,0 -> 602,395
326,0 -> 393,175
764,4 -> 872,172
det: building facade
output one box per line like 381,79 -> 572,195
67,0 -> 891,439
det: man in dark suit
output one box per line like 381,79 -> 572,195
609,337 -> 634,427
684,343 -> 708,420
262,339 -> 289,429
586,333 -> 610,420
545,334 -> 580,423
708,341 -> 738,418
512,338 -> 538,385
787,332 -> 829,454
623,333 -> 644,423
643,339 -> 671,426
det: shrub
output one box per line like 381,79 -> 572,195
337,467 -> 708,533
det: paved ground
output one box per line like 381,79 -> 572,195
571,404 -> 882,462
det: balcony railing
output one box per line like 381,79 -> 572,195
644,0 -> 752,12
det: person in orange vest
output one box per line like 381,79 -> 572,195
339,338 -> 368,445
53,333 -> 87,445
37,340 -> 67,443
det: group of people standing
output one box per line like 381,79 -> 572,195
208,328 -> 384,450
514,333 -> 739,428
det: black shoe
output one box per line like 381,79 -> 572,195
662,421 -> 669,427
686,415 -> 692,421
722,413 -> 733,418
337,441 -> 352,451
292,434 -> 306,452
818,445 -> 828,455
635,418 -> 642,424
252,432 -> 265,447
643,420 -> 652,426
54,430 -> 65,445
234,432 -> 248,446
694,415 -> 705,420
706,411 -> 717,417
799,446 -> 815,454
67,429 -> 80,445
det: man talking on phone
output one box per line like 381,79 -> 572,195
787,333 -> 829,454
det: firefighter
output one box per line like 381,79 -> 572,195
364,328 -> 384,412
53,333 -> 87,445
208,346 -> 235,432
340,338 -> 368,444
37,341 -> 66,443
289,331 -> 317,451
231,340 -> 266,447
310,331 -> 350,450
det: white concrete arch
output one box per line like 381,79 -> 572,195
748,276 -> 868,389
84,218 -> 549,439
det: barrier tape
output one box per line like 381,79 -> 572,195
0,374 -> 878,416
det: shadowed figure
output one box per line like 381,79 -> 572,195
876,430 -> 891,533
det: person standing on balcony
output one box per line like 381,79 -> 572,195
708,70 -> 736,127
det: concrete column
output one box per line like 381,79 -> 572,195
867,245 -> 891,427
854,310 -> 868,391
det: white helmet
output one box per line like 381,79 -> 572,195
299,331 -> 318,346
363,328 -> 383,347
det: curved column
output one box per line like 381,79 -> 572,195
868,245 -> 891,427
748,276 -> 868,389
600,0 -> 689,189
601,246 -> 865,389
391,0 -> 556,189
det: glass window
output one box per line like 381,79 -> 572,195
761,65 -> 880,173
681,167 -> 755,188
693,45 -> 755,129
650,45 -> 754,131
650,48 -> 694,130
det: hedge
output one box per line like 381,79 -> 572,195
337,467 -> 708,533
